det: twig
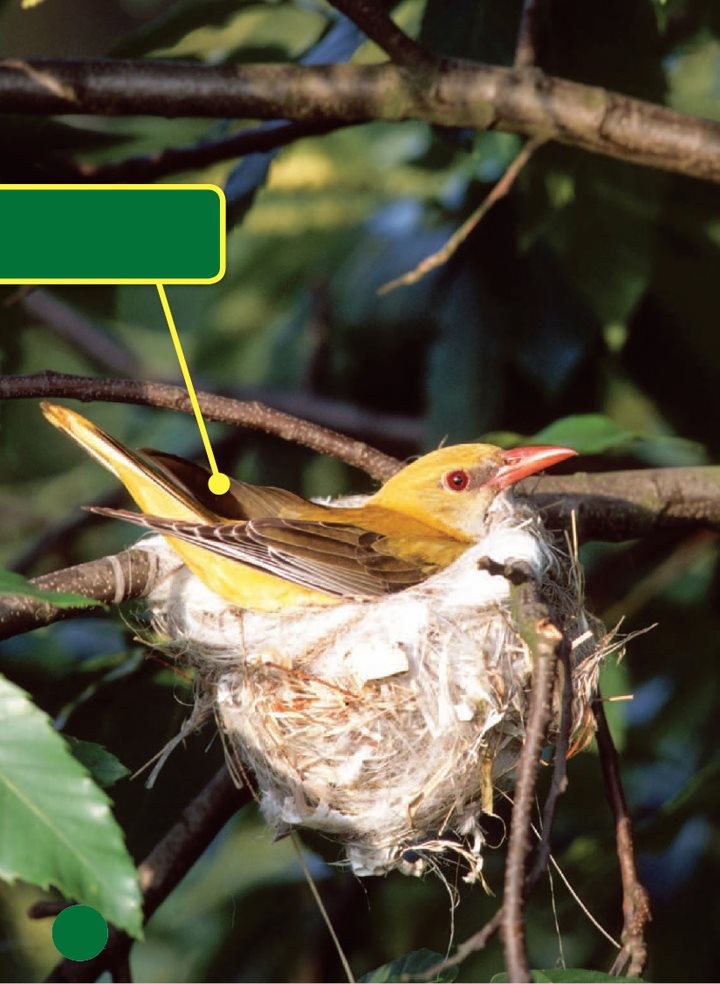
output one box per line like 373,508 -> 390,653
592,698 -> 651,978
28,900 -> 71,920
409,907 -> 503,981
45,767 -> 250,983
326,0 -> 437,69
0,371 -> 401,481
2,60 -> 720,184
377,136 -> 545,295
526,638 -> 573,891
514,0 -> 543,69
78,120 -> 345,183
501,594 -> 562,983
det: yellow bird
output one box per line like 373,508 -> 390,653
41,402 -> 576,612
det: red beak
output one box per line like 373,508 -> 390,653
485,445 -> 578,490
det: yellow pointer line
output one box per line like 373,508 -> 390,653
155,283 -> 229,495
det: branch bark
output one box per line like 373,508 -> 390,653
1,59 -> 720,183
522,467 -> 720,539
0,548 -> 157,640
0,371 -> 400,481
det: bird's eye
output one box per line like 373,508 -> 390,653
444,469 -> 470,492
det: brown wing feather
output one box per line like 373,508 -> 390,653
141,450 -> 314,521
90,508 -> 433,598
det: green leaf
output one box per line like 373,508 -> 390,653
64,737 -> 130,789
532,415 -> 635,454
0,675 -> 142,937
0,568 -> 102,609
111,0 -> 276,58
360,949 -> 458,983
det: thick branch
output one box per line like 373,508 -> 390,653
521,467 -> 720,539
1,59 -> 720,183
0,371 -> 400,481
0,548 -> 157,640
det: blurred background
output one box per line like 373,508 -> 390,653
0,0 -> 719,980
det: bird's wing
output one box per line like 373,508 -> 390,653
142,449 -> 322,520
91,508 -> 433,598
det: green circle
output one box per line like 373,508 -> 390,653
52,905 -> 108,961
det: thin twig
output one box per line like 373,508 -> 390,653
326,0 -> 437,69
526,638 -> 573,890
501,601 -> 561,983
291,833 -> 355,983
45,767 -> 250,983
409,907 -> 503,981
79,120 -> 345,183
0,371 -> 401,481
377,136 -> 545,295
514,0 -> 543,69
592,698 -> 651,978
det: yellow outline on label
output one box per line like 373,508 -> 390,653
0,183 -> 226,285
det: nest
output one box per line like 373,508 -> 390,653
140,494 -> 607,879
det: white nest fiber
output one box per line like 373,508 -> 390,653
141,494 -> 604,879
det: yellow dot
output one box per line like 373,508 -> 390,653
208,472 -> 230,496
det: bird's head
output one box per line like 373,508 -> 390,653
372,442 -> 577,538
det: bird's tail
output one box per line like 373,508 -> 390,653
40,402 -> 215,524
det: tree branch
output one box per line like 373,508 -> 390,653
378,135 -> 546,295
514,0 -> 544,69
1,59 -> 720,183
525,638 -> 573,891
0,548 -> 157,640
522,467 -> 720,539
592,699 -> 651,978
501,588 -> 563,982
5,373 -> 720,540
326,0 -> 436,69
0,371 -> 401,481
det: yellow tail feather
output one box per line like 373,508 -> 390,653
41,403 -> 338,610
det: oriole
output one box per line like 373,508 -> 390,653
41,402 -> 576,612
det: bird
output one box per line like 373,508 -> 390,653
41,402 -> 577,613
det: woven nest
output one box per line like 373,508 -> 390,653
141,494 -> 608,879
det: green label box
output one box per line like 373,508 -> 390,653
0,185 -> 225,284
